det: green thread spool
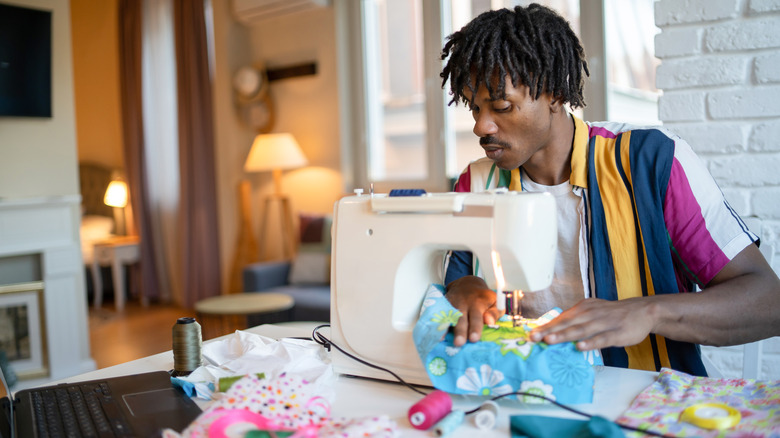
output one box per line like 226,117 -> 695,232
172,317 -> 202,376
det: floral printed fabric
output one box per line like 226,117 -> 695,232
617,368 -> 780,437
163,373 -> 398,437
412,284 -> 600,404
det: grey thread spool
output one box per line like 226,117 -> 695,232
172,317 -> 202,376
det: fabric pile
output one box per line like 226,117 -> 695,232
165,330 -> 398,437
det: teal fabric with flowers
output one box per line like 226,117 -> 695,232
413,284 -> 601,404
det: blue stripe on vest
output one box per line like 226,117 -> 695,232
586,135 -> 629,369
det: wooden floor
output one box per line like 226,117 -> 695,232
88,301 -> 196,369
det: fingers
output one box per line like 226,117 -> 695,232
528,298 -> 654,350
453,305 -> 490,346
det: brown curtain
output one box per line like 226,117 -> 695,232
118,0 -> 162,302
173,0 -> 222,307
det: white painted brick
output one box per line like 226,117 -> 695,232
721,188 -> 750,213
658,92 -> 706,121
763,336 -> 780,354
655,0 -> 739,26
708,86 -> 780,119
750,0 -> 780,14
667,123 -> 746,153
654,28 -> 701,58
705,18 -> 780,52
755,52 -> 780,84
702,339 -> 780,379
749,121 -> 780,151
701,346 -> 743,378
657,56 -> 747,89
751,188 -> 780,219
710,155 -> 780,186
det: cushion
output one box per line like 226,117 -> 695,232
288,214 -> 332,285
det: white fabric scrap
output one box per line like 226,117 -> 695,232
176,330 -> 335,401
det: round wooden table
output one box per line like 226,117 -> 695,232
194,292 -> 295,339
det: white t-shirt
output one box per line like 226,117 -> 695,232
520,170 -> 586,318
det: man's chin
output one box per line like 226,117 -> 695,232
491,158 -> 520,171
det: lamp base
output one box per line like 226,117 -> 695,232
260,194 -> 296,261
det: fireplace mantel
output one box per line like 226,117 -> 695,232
0,195 -> 95,388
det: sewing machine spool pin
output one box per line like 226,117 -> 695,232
504,290 -> 524,327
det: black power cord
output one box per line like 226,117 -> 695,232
309,324 -> 674,437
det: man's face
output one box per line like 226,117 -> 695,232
463,77 -> 555,171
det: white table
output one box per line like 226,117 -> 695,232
91,235 -> 141,311
50,323 -> 657,437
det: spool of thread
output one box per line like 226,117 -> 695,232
172,317 -> 202,376
433,409 -> 465,437
408,390 -> 452,430
473,400 -> 499,430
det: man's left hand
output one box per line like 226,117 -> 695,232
528,297 -> 658,350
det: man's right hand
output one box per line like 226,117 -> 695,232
445,275 -> 504,346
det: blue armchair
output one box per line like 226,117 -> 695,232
242,260 -> 331,322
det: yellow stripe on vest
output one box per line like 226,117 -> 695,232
593,132 -> 662,371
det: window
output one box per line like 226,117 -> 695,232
336,0 -> 660,192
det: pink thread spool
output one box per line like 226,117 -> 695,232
408,390 -> 452,430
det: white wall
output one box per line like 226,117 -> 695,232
0,0 -> 80,199
654,0 -> 780,379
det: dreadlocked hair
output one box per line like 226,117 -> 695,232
441,3 -> 589,109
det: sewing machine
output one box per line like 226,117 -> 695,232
329,189 -> 557,385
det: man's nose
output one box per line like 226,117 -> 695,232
473,112 -> 497,137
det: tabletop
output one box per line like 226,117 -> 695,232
48,323 -> 658,437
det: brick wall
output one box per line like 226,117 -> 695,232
654,0 -> 780,379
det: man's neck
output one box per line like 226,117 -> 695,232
522,112 -> 575,186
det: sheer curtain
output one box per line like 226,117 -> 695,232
119,0 -> 221,307
141,0 -> 180,304
118,0 -> 162,303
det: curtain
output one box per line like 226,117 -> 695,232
141,0 -> 179,304
119,0 -> 221,308
173,0 -> 222,306
118,0 -> 162,302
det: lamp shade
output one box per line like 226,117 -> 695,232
244,133 -> 308,173
104,180 -> 128,208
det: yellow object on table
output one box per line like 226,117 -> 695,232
680,402 -> 741,430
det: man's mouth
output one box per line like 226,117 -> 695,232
480,137 -> 510,161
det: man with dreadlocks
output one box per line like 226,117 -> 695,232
441,4 -> 780,376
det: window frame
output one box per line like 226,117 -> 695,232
336,0 -> 608,193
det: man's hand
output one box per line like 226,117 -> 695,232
445,276 -> 503,346
529,297 -> 659,350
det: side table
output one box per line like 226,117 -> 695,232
194,292 -> 295,340
91,235 -> 141,312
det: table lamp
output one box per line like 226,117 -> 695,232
104,179 -> 129,235
244,133 -> 308,260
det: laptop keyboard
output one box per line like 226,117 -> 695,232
29,381 -> 131,437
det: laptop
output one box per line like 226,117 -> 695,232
0,368 -> 202,437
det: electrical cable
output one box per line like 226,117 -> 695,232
309,324 -> 675,437
311,324 -> 428,396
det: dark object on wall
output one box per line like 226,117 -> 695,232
0,3 -> 52,118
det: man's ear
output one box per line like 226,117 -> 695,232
549,96 -> 564,113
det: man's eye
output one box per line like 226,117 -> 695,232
495,105 -> 511,112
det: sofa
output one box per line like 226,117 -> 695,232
242,213 -> 332,322
242,260 -> 330,322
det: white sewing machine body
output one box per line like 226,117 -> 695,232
329,191 -> 557,385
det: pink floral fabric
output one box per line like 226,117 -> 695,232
617,368 -> 780,437
164,373 -> 398,437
